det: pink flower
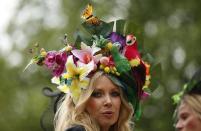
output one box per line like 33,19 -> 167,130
100,57 -> 110,66
44,51 -> 67,77
100,56 -> 115,67
141,91 -> 150,100
44,51 -> 56,68
71,42 -> 102,69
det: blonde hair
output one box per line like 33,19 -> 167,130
182,94 -> 201,119
54,71 -> 134,131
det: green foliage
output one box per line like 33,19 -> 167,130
92,35 -> 109,48
116,19 -> 126,35
82,21 -> 114,37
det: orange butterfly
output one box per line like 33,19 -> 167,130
81,4 -> 101,25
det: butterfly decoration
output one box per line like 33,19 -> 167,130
81,4 -> 101,25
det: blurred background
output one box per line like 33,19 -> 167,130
1,0 -> 201,131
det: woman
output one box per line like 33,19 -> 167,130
26,4 -> 155,131
173,69 -> 201,131
54,71 -> 133,131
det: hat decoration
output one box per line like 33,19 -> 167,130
172,68 -> 201,104
25,4 -> 160,120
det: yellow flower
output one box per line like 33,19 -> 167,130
51,55 -> 93,103
112,67 -> 117,72
65,45 -> 72,52
106,42 -> 113,50
66,56 -> 93,81
40,48 -> 47,57
99,64 -> 104,69
58,85 -> 70,93
65,55 -> 93,103
129,58 -> 140,67
70,78 -> 89,103
115,72 -> 120,76
63,73 -> 71,79
51,76 -> 70,93
104,66 -> 110,73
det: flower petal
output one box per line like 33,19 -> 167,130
51,76 -> 60,85
57,85 -> 70,93
66,55 -> 77,76
79,78 -> 90,89
92,43 -> 101,55
78,61 -> 94,80
81,42 -> 92,53
70,79 -> 82,103
71,49 -> 87,62
93,54 -> 102,63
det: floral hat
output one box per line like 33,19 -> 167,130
172,68 -> 201,104
172,68 -> 201,123
25,4 -> 160,120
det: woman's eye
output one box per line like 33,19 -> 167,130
91,92 -> 102,97
180,114 -> 188,120
111,91 -> 120,97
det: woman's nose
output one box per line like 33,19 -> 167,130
104,95 -> 112,107
175,120 -> 182,130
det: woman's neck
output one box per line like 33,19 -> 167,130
101,126 -> 110,131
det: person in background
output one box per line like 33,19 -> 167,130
172,69 -> 201,131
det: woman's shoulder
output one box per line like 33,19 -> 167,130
65,125 -> 86,131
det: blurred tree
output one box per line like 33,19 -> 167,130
1,0 -> 201,131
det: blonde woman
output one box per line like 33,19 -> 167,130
54,71 -> 134,131
173,69 -> 201,131
26,4 -> 155,131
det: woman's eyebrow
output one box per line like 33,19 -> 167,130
93,88 -> 103,92
111,87 -> 120,92
178,110 -> 189,116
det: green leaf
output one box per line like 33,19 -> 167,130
150,62 -> 162,92
172,92 -> 183,104
143,87 -> 152,94
99,21 -> 114,37
74,27 -> 92,47
74,34 -> 82,49
116,19 -> 126,35
92,35 -> 109,48
143,53 -> 155,64
81,21 -> 114,37
134,102 -> 141,121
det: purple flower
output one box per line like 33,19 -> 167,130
108,32 -> 126,50
55,52 -> 67,65
44,51 -> 56,68
44,51 -> 67,77
52,64 -> 65,77
54,52 -> 67,76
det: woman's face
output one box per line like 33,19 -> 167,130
86,75 -> 121,130
176,101 -> 201,131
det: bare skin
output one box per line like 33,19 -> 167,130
86,75 -> 121,131
176,101 -> 201,131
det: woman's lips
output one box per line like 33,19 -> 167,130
102,111 -> 113,118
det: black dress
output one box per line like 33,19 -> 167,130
65,125 -> 86,131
